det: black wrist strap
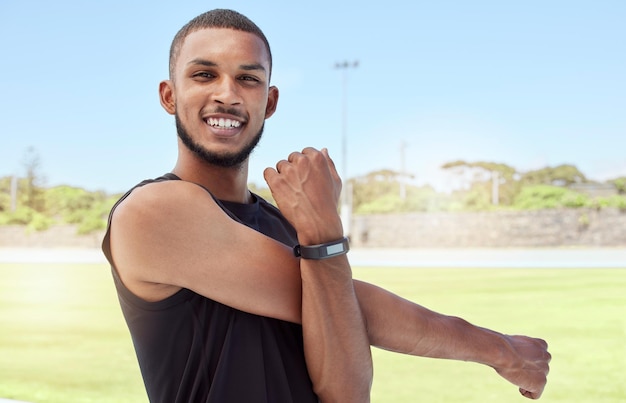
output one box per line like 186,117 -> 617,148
294,237 -> 350,260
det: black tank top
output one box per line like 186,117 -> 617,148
102,174 -> 318,403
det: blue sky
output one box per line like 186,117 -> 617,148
1,0 -> 624,194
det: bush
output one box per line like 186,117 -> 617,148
611,177 -> 626,194
27,212 -> 55,232
4,206 -> 36,225
0,185 -> 119,235
356,194 -> 405,214
0,206 -> 54,231
513,185 -> 591,210
561,192 -> 590,208
594,195 -> 626,210
77,214 -> 107,235
460,188 -> 493,211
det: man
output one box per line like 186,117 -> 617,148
102,9 -> 550,403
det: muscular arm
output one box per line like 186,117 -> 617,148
109,180 -> 304,322
354,280 -> 551,399
264,148 -> 372,402
109,152 -> 548,401
263,148 -> 548,401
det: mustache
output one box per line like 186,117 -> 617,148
209,106 -> 247,121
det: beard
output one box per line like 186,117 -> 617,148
175,113 -> 263,168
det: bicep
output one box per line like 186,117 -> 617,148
109,181 -> 303,323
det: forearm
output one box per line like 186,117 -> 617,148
301,256 -> 373,402
262,147 -> 547,400
354,280 -> 507,366
353,280 -> 550,399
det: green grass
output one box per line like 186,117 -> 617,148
0,263 -> 147,403
356,266 -> 626,403
1,263 -> 625,402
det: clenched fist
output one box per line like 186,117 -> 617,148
264,147 -> 344,245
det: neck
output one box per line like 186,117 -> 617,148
173,150 -> 252,204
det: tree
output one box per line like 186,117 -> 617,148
521,164 -> 586,186
441,160 -> 520,206
609,177 -> 626,194
21,146 -> 46,212
350,170 -> 445,214
351,169 -> 404,212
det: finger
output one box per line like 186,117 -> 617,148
322,148 -> 339,175
263,167 -> 277,184
301,146 -> 320,155
287,151 -> 301,163
536,338 -> 549,349
275,159 -> 289,173
520,387 -> 541,400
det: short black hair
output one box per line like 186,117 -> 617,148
169,9 -> 272,80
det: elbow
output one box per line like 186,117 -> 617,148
311,356 -> 373,403
314,376 -> 372,403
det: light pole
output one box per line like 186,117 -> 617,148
334,60 -> 358,238
400,141 -> 407,200
10,174 -> 17,212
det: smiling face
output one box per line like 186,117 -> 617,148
159,28 -> 278,168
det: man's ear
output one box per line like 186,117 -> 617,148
159,80 -> 176,115
264,85 -> 279,119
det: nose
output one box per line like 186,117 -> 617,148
212,76 -> 243,106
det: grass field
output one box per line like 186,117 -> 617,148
0,262 -> 624,402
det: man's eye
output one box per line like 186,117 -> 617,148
193,72 -> 213,79
240,75 -> 260,83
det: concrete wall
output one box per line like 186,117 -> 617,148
351,208 -> 626,248
1,208 -> 625,249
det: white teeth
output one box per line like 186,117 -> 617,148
208,117 -> 241,128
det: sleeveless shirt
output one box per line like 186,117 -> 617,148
101,174 -> 318,403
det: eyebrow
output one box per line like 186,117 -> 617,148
240,63 -> 267,75
187,58 -> 218,68
187,58 -> 267,75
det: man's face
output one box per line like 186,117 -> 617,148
160,28 -> 278,168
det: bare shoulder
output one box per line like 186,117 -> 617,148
110,178 -> 232,267
113,179 -> 214,222
111,179 -> 237,250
